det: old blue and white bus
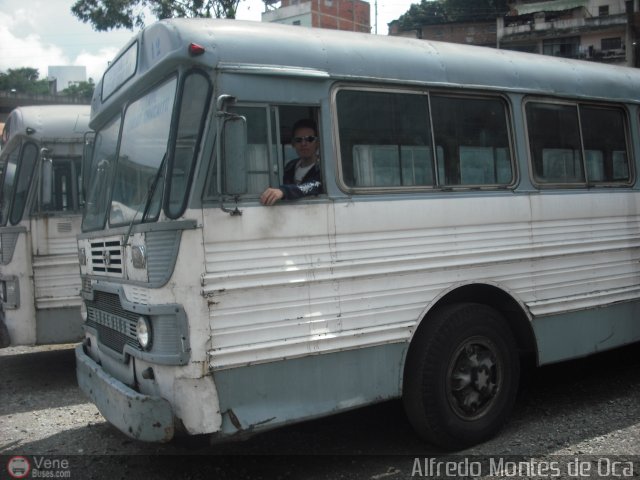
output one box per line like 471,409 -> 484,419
75,19 -> 640,449
1,105 -> 90,346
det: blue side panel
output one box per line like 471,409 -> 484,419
532,301 -> 640,365
213,343 -> 407,435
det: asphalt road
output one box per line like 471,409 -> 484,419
1,342 -> 639,479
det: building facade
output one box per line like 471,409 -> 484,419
262,0 -> 371,33
499,0 -> 640,66
389,0 -> 640,68
48,66 -> 87,93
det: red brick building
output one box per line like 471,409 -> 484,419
262,0 -> 371,33
389,19 -> 497,47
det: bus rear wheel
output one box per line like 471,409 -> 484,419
403,302 -> 520,450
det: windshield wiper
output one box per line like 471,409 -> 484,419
123,152 -> 167,246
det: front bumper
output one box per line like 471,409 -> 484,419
75,343 -> 175,442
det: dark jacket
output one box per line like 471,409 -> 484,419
279,158 -> 323,200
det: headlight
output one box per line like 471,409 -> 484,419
131,245 -> 146,269
136,316 -> 152,350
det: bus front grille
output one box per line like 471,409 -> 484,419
89,239 -> 123,276
86,291 -> 139,353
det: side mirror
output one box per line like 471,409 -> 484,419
40,148 -> 53,209
82,132 -> 95,203
222,115 -> 248,195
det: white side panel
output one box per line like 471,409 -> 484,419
528,193 -> 640,315
30,215 -> 82,310
2,227 -> 36,345
32,253 -> 82,309
31,215 -> 82,256
204,191 -> 640,370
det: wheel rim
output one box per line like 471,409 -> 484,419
447,335 -> 502,420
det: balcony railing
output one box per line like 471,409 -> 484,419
499,13 -> 628,39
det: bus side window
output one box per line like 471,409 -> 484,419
526,101 -> 631,185
43,160 -> 75,212
337,89 -> 513,190
431,95 -> 513,186
526,102 -> 584,184
336,89 -> 433,188
580,105 -> 630,183
206,105 -> 322,198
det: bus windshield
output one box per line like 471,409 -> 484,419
110,76 -> 176,227
82,114 -> 121,232
82,70 -> 211,232
0,143 -> 38,226
0,149 -> 19,226
84,76 -> 177,231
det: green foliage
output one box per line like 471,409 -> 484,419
395,0 -> 509,30
396,0 -> 447,29
60,79 -> 95,100
71,0 -> 242,31
0,69 -> 95,99
0,68 -> 50,95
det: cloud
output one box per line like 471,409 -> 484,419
76,48 -> 122,82
0,0 -> 134,84
0,12 -> 70,79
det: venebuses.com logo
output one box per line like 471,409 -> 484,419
6,456 -> 30,479
5,455 -> 72,478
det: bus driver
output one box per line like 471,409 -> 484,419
260,119 -> 323,206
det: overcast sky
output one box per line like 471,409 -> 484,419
0,0 -> 415,83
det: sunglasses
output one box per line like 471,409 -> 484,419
292,135 -> 318,144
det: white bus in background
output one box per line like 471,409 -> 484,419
75,19 -> 640,450
0,105 -> 91,347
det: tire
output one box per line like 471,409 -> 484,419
403,302 -> 520,450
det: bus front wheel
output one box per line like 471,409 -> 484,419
403,302 -> 520,450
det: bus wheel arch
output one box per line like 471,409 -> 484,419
402,284 -> 536,450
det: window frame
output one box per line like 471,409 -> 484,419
81,113 -> 123,233
523,97 -> 634,189
332,83 -> 517,194
164,69 -> 213,219
202,102 -> 322,202
0,143 -> 21,227
33,156 -> 83,214
9,141 -> 39,225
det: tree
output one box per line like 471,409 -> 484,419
60,79 -> 96,100
71,0 -> 242,31
0,68 -> 50,95
445,0 -> 509,22
395,0 -> 447,30
394,0 -> 508,30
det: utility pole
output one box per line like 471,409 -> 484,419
375,0 -> 378,34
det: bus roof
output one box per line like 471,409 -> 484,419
94,18 -> 640,124
2,105 -> 90,145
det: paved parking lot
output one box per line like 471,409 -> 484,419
1,343 -> 639,479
